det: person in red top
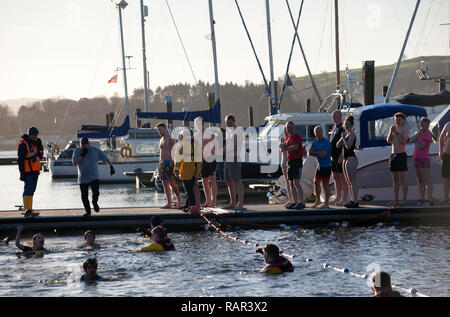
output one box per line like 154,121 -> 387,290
279,121 -> 305,209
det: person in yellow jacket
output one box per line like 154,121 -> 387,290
174,129 -> 202,213
17,127 -> 43,216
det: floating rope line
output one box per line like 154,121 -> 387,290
323,263 -> 430,297
195,210 -> 296,259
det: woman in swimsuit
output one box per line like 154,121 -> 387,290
337,115 -> 359,208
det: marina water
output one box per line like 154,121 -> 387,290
0,155 -> 448,297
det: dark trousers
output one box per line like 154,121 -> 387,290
182,177 -> 196,207
23,174 -> 39,196
80,179 -> 100,212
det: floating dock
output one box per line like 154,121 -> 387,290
0,202 -> 449,235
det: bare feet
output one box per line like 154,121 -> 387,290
201,202 -> 211,208
161,204 -> 172,209
320,203 -> 330,209
223,203 -> 236,209
312,201 -> 321,208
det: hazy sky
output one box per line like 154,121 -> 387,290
0,0 -> 449,101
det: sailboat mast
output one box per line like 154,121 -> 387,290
334,0 -> 341,98
208,0 -> 220,102
140,0 -> 150,112
265,0 -> 276,108
117,0 -> 130,117
384,0 -> 421,103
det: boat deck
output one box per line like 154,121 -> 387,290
0,201 -> 449,235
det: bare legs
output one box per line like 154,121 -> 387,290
391,171 -> 407,204
415,168 -> 432,202
282,164 -> 293,207
225,179 -> 244,209
313,178 -> 330,208
162,179 -> 182,208
202,175 -> 217,207
332,171 -> 347,204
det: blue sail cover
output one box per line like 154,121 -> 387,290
77,116 -> 131,138
137,99 -> 221,124
358,104 -> 427,148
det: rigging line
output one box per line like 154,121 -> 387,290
278,0 -> 305,109
420,0 -> 444,57
390,0 -> 406,33
314,0 -> 330,72
413,0 -> 434,57
165,0 -> 207,109
234,0 -> 272,97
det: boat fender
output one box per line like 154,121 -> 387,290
120,146 -> 132,158
136,243 -> 165,252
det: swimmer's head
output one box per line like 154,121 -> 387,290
371,270 -> 392,294
83,258 -> 98,278
32,233 -> 45,249
257,243 -> 280,263
84,230 -> 96,245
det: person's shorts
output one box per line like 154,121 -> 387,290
414,158 -> 430,169
331,159 -> 343,173
224,162 -> 242,181
442,154 -> 450,178
315,167 -> 331,182
389,152 -> 408,172
287,159 -> 303,181
158,160 -> 174,180
201,160 -> 217,178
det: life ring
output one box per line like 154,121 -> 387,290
136,243 -> 165,252
120,146 -> 132,158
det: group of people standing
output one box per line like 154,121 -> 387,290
156,114 -> 245,213
17,111 -> 449,215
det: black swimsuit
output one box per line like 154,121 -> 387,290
343,135 -> 356,159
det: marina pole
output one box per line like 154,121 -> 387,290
384,0 -> 421,103
208,0 -> 220,104
140,0 -> 150,113
265,0 -> 277,112
117,0 -> 130,118
334,0 -> 341,104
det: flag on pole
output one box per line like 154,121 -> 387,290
107,74 -> 118,84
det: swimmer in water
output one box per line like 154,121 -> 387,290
80,258 -> 102,282
370,271 -> 403,297
15,225 -> 47,256
151,227 -> 175,251
82,230 -> 100,250
256,243 -> 294,273
141,215 -> 165,239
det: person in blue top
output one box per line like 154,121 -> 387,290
72,137 -> 115,217
80,258 -> 102,282
309,126 -> 332,209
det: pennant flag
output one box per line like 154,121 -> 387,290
107,74 -> 118,84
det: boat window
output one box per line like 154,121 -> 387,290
136,142 -> 159,154
294,125 -> 307,140
326,125 -> 334,139
368,116 -> 421,140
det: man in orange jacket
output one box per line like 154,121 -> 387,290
17,127 -> 43,216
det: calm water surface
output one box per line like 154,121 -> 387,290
0,162 -> 449,297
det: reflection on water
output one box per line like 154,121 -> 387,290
0,226 -> 449,297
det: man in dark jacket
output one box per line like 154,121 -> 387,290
17,127 -> 43,216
